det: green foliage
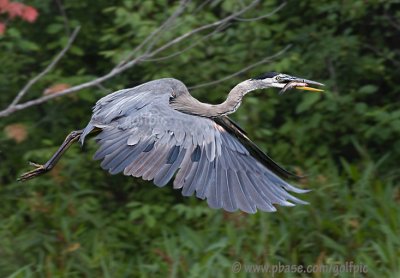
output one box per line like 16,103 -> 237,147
1,0 -> 399,277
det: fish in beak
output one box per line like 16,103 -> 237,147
278,75 -> 325,94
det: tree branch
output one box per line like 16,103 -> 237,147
142,22 -> 229,62
235,2 -> 286,22
115,0 -> 191,69
0,0 -> 290,118
126,0 -> 260,66
7,27 -> 80,108
55,0 -> 71,36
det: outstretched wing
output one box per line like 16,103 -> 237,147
81,79 -> 308,213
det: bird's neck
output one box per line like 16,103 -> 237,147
217,79 -> 266,116
174,79 -> 268,118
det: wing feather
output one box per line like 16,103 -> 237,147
141,145 -> 173,181
154,147 -> 186,187
82,78 -> 308,213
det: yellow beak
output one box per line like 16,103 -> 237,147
295,86 -> 324,92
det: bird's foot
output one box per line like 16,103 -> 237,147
18,162 -> 49,182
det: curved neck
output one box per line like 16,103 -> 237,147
217,79 -> 267,116
173,79 -> 270,117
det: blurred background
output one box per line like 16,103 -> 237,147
0,0 -> 399,277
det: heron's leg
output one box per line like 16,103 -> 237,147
18,129 -> 84,181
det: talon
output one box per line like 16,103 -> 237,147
18,163 -> 48,182
28,161 -> 42,167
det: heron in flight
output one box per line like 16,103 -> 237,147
19,72 -> 324,213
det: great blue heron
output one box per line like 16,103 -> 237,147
19,72 -> 324,213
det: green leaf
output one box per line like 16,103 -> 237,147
46,24 -> 64,34
359,84 -> 378,94
296,93 -> 321,113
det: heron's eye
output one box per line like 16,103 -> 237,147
276,76 -> 282,82
169,93 -> 176,102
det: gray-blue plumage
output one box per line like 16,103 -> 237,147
79,77 -> 310,213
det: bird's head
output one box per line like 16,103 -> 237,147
252,72 -> 324,94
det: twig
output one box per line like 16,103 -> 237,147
189,44 -> 292,90
144,2 -> 284,63
142,22 -> 229,62
193,0 -> 213,14
8,27 -> 80,107
142,0 -> 192,57
143,0 -> 259,58
235,2 -> 286,22
116,0 -> 190,69
55,0 -> 71,36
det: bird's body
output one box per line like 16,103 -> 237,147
19,73 -> 324,214
79,77 -> 307,213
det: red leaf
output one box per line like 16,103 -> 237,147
22,6 -> 38,22
0,0 -> 9,12
43,83 -> 71,95
4,123 -> 28,143
5,2 -> 24,18
0,22 -> 5,34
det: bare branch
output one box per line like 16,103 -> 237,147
139,0 -> 259,59
189,44 -> 292,90
8,27 -> 80,107
193,0 -> 213,14
142,22 -> 229,62
144,1 -> 285,63
0,71 -> 116,118
0,0 -> 291,118
116,0 -> 190,69
235,2 -> 286,22
55,0 -> 71,36
142,0 -> 192,55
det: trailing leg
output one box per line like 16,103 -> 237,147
18,129 -> 83,181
